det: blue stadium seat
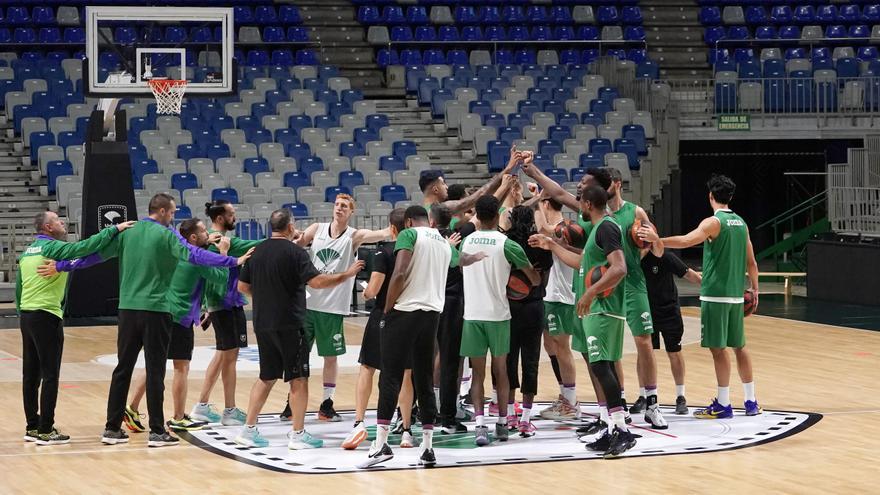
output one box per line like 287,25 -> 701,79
865,5 -> 880,24
858,47 -> 879,62
481,6 -> 502,24
325,186 -> 351,203
551,6 -> 573,25
212,188 -> 239,204
380,155 -> 405,173
614,139 -> 640,169
545,168 -> 568,184
824,25 -> 847,39
391,26 -> 413,42
578,26 -> 599,41
527,6 -> 549,24
621,6 -> 642,25
407,6 -> 428,25
164,27 -> 187,44
244,158 -> 270,176
816,5 -> 838,24
849,25 -> 869,38
779,25 -> 801,40
47,160 -> 73,195
175,205 -> 192,220
596,6 -> 620,25
745,7 -> 767,25
705,26 -> 726,45
580,153 -> 603,168
623,125 -> 648,155
13,28 -> 36,43
280,6 -> 302,25
462,26 -> 484,41
235,220 -> 264,240
755,26 -> 777,40
793,6 -> 815,25
393,141 -> 417,160
727,26 -> 750,41
171,173 -> 199,193
770,6 -> 793,25
254,6 -> 278,24
700,7 -> 722,26
840,5 -> 860,24
357,6 -> 380,24
284,202 -> 308,218
455,6 -> 479,24
503,6 -> 526,24
589,138 -> 612,158
339,171 -> 365,190
380,185 -> 407,204
532,25 -> 552,41
837,58 -> 859,78
263,27 -> 285,43
382,6 -> 406,25
498,127 -> 520,144
415,26 -> 436,42
298,156 -> 323,176
487,140 -> 509,171
339,142 -> 364,160
288,27 -> 309,42
7,7 -> 30,25
438,26 -> 460,42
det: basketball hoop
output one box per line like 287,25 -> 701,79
148,78 -> 187,115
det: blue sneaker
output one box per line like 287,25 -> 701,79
234,426 -> 269,448
744,400 -> 763,416
221,407 -> 247,426
288,430 -> 323,450
190,403 -> 222,423
693,399 -> 733,419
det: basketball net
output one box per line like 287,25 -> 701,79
148,79 -> 187,115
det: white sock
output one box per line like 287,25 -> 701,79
600,406 -> 610,431
646,387 -> 657,398
562,386 -> 577,405
245,424 -> 256,430
521,407 -> 532,423
558,383 -> 565,395
743,382 -> 756,402
620,390 -> 626,402
675,384 -> 685,397
376,424 -> 389,445
476,414 -> 485,427
433,387 -> 440,406
322,385 -> 335,402
422,428 -> 433,449
610,410 -> 628,431
497,415 -> 506,425
717,386 -> 731,406
490,389 -> 497,404
639,387 -> 647,399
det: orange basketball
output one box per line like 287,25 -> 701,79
585,265 -> 614,298
744,290 -> 757,317
631,218 -> 653,249
507,270 -> 532,300
554,219 -> 587,249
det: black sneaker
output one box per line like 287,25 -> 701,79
419,447 -> 436,467
101,428 -> 129,445
585,430 -> 612,452
675,395 -> 688,415
494,422 -> 509,442
629,396 -> 647,414
441,421 -> 467,435
576,419 -> 607,437
603,427 -> 637,459
24,429 -> 38,442
280,400 -> 292,421
148,431 -> 180,447
318,398 -> 342,422
36,429 -> 70,445
358,441 -> 394,469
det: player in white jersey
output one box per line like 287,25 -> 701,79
360,206 -> 487,468
461,195 -> 540,446
293,194 -> 391,421
534,194 -> 582,421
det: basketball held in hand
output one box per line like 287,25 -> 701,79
554,219 -> 587,249
631,218 -> 653,249
507,270 -> 532,300
585,265 -> 614,298
744,290 -> 758,317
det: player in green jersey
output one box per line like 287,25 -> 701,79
643,174 -> 761,419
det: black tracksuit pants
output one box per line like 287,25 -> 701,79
20,310 -> 64,433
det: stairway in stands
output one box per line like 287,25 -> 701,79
641,0 -> 712,81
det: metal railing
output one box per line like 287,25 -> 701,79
828,136 -> 880,237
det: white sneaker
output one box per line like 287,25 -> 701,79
221,407 -> 247,426
644,405 -> 668,429
190,403 -> 222,423
234,426 -> 269,448
357,440 -> 393,469
341,422 -> 368,450
288,430 -> 323,450
399,429 -> 414,448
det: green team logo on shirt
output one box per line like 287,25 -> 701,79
546,313 -> 557,332
315,248 -> 341,273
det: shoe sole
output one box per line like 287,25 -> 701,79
675,408 -> 688,415
122,418 -> 145,433
190,415 -> 220,423
101,437 -> 129,445
357,454 -> 393,469
36,439 -> 70,445
475,439 -> 490,446
400,441 -> 414,448
220,420 -> 245,426
419,458 -> 436,467
168,424 -> 204,432
289,443 -> 322,450
24,436 -> 37,442
341,430 -> 368,450
603,439 -> 637,459
318,414 -> 342,422
148,441 -> 180,447
233,438 -> 268,448
644,415 -> 669,430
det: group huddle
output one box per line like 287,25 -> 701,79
16,147 -> 762,465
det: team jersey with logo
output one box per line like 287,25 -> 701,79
544,220 -> 575,305
393,226 -> 459,312
701,209 -> 748,302
577,215 -> 625,319
610,200 -> 648,293
306,223 -> 357,315
571,213 -> 595,296
462,230 -> 531,321
204,229 -> 262,312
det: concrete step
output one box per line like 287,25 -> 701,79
642,5 -> 700,25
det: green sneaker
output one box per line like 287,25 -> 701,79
24,429 -> 39,442
167,415 -> 208,431
190,403 -> 222,423
123,405 -> 145,432
36,429 -> 70,446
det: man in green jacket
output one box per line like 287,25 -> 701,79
190,200 -> 264,426
97,193 -> 251,448
16,211 -> 135,445
123,218 -> 235,433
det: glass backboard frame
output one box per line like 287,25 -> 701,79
84,6 -> 235,97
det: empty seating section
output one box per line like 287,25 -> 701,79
361,1 -> 656,79
408,63 -> 653,176
702,2 -> 880,113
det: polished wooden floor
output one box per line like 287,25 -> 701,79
0,305 -> 876,493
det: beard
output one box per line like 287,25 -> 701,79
223,219 -> 235,231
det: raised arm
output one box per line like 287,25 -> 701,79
295,222 -> 320,247
443,150 -> 520,214
308,260 -> 365,289
40,222 -> 133,260
168,228 -> 243,268
660,216 -> 720,249
520,155 -> 579,211
352,226 -> 392,249
528,233 -> 581,269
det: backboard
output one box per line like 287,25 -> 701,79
83,6 -> 235,97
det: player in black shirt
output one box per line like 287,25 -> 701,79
234,209 -> 363,449
641,251 -> 701,415
342,208 -> 412,450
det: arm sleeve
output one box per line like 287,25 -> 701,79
449,244 -> 460,268
196,264 -> 231,286
55,253 -> 104,272
394,228 -> 417,253
503,239 -> 531,269
228,237 -> 264,257
663,251 -> 689,278
595,221 -> 623,256
168,228 -> 238,267
372,249 -> 389,274
239,260 -> 251,284
40,226 -> 119,260
295,246 -> 321,284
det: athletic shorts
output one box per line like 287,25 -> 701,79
255,328 -> 310,382
358,308 -> 383,370
304,310 -> 346,357
569,314 -> 589,353
624,286 -> 654,337
544,301 -> 578,336
583,314 -> 625,363
210,307 -> 248,350
461,320 -> 510,357
167,322 -> 194,361
651,319 -> 684,353
700,301 -> 745,349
